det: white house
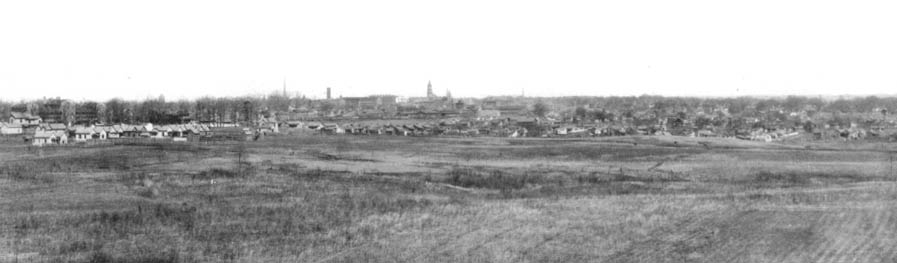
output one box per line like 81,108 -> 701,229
92,127 -> 107,140
107,125 -> 124,138
53,131 -> 68,144
0,122 -> 23,135
32,131 -> 54,146
9,112 -> 41,125
155,126 -> 171,138
74,127 -> 95,141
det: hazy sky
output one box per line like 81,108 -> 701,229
1,1 -> 896,101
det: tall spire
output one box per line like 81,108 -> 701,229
427,80 -> 435,98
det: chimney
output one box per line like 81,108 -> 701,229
327,87 -> 332,100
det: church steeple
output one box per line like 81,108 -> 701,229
427,81 -> 435,98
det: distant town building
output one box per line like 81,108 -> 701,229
408,81 -> 453,109
39,98 -> 67,123
342,95 -> 399,111
74,102 -> 99,124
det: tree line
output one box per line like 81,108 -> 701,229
0,91 -> 306,125
2,93 -> 896,125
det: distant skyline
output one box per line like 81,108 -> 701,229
2,1 -> 897,101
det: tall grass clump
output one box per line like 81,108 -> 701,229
3,163 -> 55,183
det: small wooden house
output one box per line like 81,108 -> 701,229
74,127 -> 95,141
92,127 -> 108,140
9,112 -> 41,125
0,122 -> 23,135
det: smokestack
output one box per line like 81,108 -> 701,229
326,87 -> 332,100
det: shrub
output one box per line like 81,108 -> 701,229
445,167 -> 543,191
195,168 -> 238,179
4,163 -> 55,184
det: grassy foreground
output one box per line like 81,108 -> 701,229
2,135 -> 897,262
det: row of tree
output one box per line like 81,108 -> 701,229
2,94 -> 897,125
0,91 -> 308,125
550,95 -> 895,119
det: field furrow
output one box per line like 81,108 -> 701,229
845,211 -> 883,263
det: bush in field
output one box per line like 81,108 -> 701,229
754,171 -> 809,185
749,170 -> 873,187
195,168 -> 239,179
3,163 -> 55,184
85,249 -> 181,263
88,203 -> 197,231
446,167 -> 543,192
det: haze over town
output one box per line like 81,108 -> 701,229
3,0 -> 897,101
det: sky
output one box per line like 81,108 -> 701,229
1,0 -> 896,101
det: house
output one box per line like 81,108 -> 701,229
556,126 -> 588,136
32,131 -> 54,146
52,130 -> 68,144
37,123 -> 67,132
285,121 -> 304,128
73,127 -> 95,141
154,126 -> 171,138
139,124 -> 156,138
122,125 -> 141,138
92,127 -> 108,140
107,125 -> 124,138
257,116 -> 279,133
170,125 -> 186,137
321,123 -> 344,134
9,112 -> 41,125
696,129 -> 717,137
34,130 -> 68,145
392,126 -> 410,136
476,110 -> 501,120
306,122 -> 324,130
0,122 -> 23,135
183,125 -> 202,136
511,117 -> 541,128
366,126 -> 384,135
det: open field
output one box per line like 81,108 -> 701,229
3,135 -> 897,262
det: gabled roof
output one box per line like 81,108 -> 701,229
75,127 -> 95,134
34,131 -> 55,138
3,122 -> 24,128
10,112 -> 41,120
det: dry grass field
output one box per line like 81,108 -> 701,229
3,134 -> 897,262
